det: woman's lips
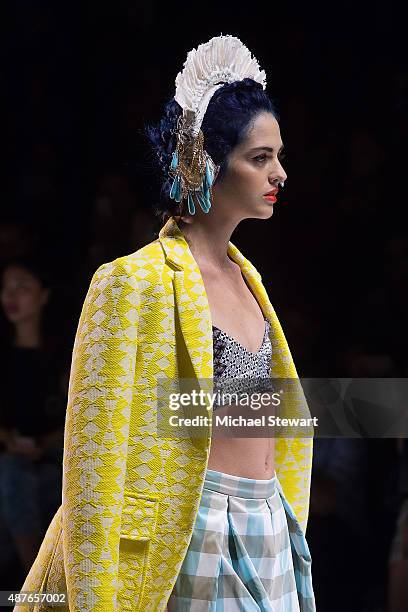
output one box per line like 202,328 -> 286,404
263,195 -> 277,203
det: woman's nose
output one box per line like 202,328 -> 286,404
278,162 -> 288,182
269,162 -> 287,184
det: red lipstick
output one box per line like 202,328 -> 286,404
263,188 -> 278,203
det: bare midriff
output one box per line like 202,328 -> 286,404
198,260 -> 276,481
207,431 -> 275,480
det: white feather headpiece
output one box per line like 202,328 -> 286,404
174,34 -> 267,137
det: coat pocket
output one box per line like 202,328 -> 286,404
118,493 -> 159,611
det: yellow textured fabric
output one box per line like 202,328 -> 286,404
16,216 -> 313,611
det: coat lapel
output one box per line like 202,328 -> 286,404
158,216 -> 276,382
158,217 -> 213,382
227,241 -> 275,324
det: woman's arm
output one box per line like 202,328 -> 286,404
62,260 -> 140,612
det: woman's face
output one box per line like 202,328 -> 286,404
212,112 -> 287,220
0,265 -> 50,325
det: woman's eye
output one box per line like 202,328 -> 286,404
253,153 -> 286,164
253,155 -> 267,163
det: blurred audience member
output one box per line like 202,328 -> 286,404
0,256 -> 66,576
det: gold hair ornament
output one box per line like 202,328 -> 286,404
169,34 -> 266,215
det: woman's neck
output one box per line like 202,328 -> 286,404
13,321 -> 42,348
176,217 -> 238,271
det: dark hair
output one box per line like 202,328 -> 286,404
145,78 -> 279,223
0,254 -> 52,290
0,254 -> 56,349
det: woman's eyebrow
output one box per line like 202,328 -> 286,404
249,145 -> 285,153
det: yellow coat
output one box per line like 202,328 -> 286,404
18,216 -> 313,612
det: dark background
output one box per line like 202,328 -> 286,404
1,1 -> 407,610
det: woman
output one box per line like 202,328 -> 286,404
0,257 -> 65,576
18,36 -> 314,611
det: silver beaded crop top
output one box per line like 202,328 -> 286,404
212,317 -> 272,409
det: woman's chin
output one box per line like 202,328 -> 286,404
243,201 -> 274,220
258,203 -> 274,218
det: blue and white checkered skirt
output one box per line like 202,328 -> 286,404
167,468 -> 315,611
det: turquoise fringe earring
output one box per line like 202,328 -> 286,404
170,175 -> 182,203
169,150 -> 182,203
204,159 -> 213,189
196,159 -> 213,213
168,126 -> 219,215
169,152 -> 215,214
196,191 -> 211,212
171,150 -> 178,171
187,191 -> 196,215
